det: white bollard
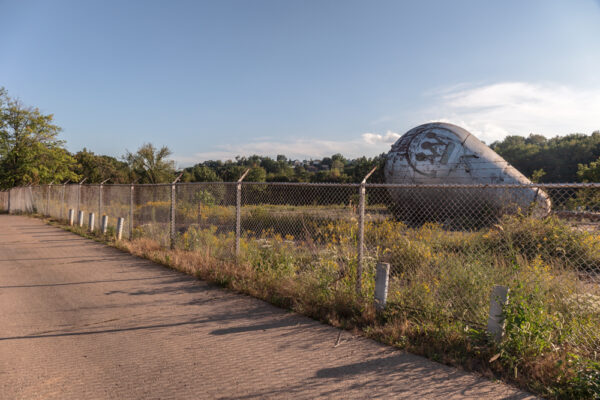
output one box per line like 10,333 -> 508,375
101,215 -> 108,234
88,212 -> 95,232
78,210 -> 84,227
487,285 -> 510,343
375,262 -> 390,311
116,217 -> 124,240
68,209 -> 74,226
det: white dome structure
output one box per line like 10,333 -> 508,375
384,122 -> 551,224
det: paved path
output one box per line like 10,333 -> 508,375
0,215 -> 535,399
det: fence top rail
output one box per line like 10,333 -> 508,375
364,182 -> 600,189
8,181 -> 600,190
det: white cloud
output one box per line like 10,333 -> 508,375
426,81 -> 600,143
361,131 -> 401,145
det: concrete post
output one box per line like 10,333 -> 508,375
235,169 -> 250,257
68,209 -> 74,226
98,179 -> 109,232
78,210 -> 84,227
101,215 -> 108,234
356,166 -> 377,295
116,217 -> 124,240
487,285 -> 510,343
375,262 -> 390,311
88,212 -> 95,232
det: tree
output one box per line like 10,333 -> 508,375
577,157 -> 600,182
0,88 -> 79,188
124,143 -> 175,183
185,165 -> 221,182
492,132 -> 600,182
74,148 -> 129,183
246,166 -> 266,182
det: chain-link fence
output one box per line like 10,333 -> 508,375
6,181 -> 600,358
0,191 -> 9,212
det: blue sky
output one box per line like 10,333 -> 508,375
1,0 -> 600,166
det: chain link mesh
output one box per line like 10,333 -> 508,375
0,191 -> 9,212
133,184 -> 171,247
7,181 -> 600,357
174,183 -> 237,260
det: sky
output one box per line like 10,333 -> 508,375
1,0 -> 600,167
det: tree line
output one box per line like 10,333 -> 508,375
1,87 -> 599,189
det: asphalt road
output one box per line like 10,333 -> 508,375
0,215 -> 535,399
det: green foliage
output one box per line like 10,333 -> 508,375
492,132 -> 600,182
246,166 -> 267,182
578,156 -> 600,183
124,143 -> 175,183
182,153 -> 386,184
500,282 -> 563,364
0,87 -> 80,188
184,165 -> 221,182
74,148 -> 129,183
530,168 -> 546,183
193,189 -> 216,206
557,356 -> 600,399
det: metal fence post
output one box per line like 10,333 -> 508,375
99,183 -> 102,221
28,185 -> 33,213
235,169 -> 250,258
170,173 -> 183,250
356,166 -> 377,295
46,182 -> 53,216
77,177 -> 87,218
61,180 -> 69,220
129,183 -> 134,240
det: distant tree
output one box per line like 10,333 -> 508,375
189,165 -> 221,182
577,157 -> 600,182
220,163 -> 248,182
74,148 -> 129,183
260,157 -> 279,174
246,166 -> 266,182
0,87 -> 79,188
124,143 -> 175,184
492,132 -> 600,182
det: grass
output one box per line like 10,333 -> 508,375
33,207 -> 600,399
